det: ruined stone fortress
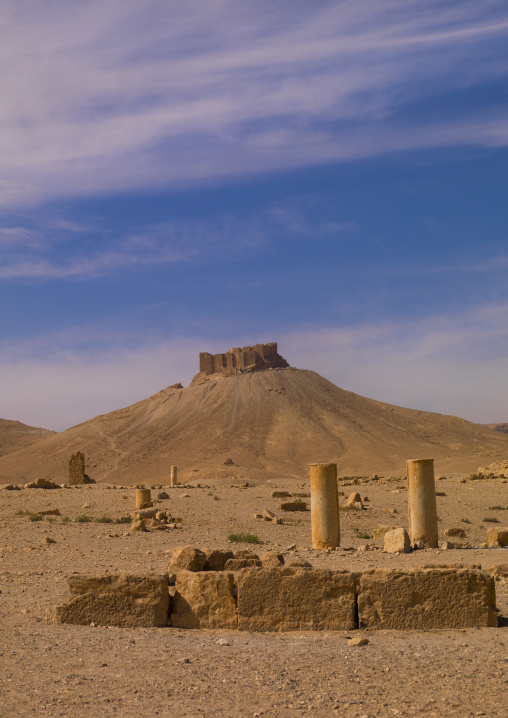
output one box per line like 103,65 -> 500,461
198,342 -> 289,378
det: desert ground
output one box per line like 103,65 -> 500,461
1,473 -> 507,718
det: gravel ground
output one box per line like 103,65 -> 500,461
1,480 -> 507,717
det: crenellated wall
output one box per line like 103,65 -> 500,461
198,342 -> 287,376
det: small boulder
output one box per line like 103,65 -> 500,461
157,491 -> 169,500
44,536 -> 56,545
270,491 -> 291,498
487,527 -> 508,548
346,492 -> 361,506
439,541 -> 453,550
445,528 -> 466,538
348,636 -> 369,647
204,549 -> 234,572
384,528 -> 411,554
169,546 -> 206,572
262,509 -> 276,521
130,520 -> 147,533
280,501 -> 307,512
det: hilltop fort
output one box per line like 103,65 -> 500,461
195,342 -> 289,381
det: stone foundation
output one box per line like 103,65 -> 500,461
56,564 -> 498,630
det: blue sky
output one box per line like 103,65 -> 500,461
1,0 -> 507,430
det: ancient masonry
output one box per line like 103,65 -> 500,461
197,342 -> 289,378
68,451 -> 95,486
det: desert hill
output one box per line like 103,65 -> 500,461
484,423 -> 508,435
0,419 -> 56,458
0,365 -> 507,485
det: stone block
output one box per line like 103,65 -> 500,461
225,558 -> 262,570
486,564 -> 508,581
280,501 -> 307,512
168,546 -> 206,572
487,527 -> 508,547
56,573 -> 169,627
270,491 -> 291,498
384,528 -> 411,554
237,567 -> 357,631
262,509 -> 276,521
204,549 -> 234,571
357,568 -> 497,630
259,551 -> 284,567
170,571 -> 237,629
445,527 -> 467,538
346,492 -> 361,506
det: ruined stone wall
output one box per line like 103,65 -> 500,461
198,342 -> 288,377
68,451 -> 94,485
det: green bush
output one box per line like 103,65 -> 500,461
483,517 -> 500,523
76,515 -> 93,523
29,514 -> 43,522
95,516 -> 114,523
228,532 -> 260,544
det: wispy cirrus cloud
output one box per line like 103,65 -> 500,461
0,200 -> 353,279
1,0 -> 507,207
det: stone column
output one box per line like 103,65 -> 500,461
135,488 -> 151,510
170,466 -> 178,487
407,458 -> 438,548
310,463 -> 340,549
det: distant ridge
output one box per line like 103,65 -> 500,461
1,366 -> 507,485
0,419 -> 56,458
484,423 -> 508,435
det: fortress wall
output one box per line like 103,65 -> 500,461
198,343 -> 281,376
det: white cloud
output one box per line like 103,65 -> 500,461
1,301 -> 507,430
0,0 -> 507,207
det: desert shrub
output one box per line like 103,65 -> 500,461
460,518 -> 471,524
115,516 -> 131,524
483,517 -> 500,523
46,517 -> 56,523
95,516 -> 114,523
61,516 -> 70,523
29,514 -> 43,522
356,532 -> 372,540
228,532 -> 260,544
76,515 -> 93,523
489,505 -> 507,510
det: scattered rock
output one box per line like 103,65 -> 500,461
445,528 -> 467,538
270,490 -> 291,498
486,564 -> 508,581
346,492 -> 361,506
280,501 -> 307,512
25,478 -> 59,489
157,491 -> 169,499
384,528 -> 411,554
129,520 -> 147,533
179,493 -> 191,499
216,638 -> 231,646
348,636 -> 369,647
204,549 -> 234,572
262,509 -> 276,521
44,536 -> 56,545
487,527 -> 508,548
439,541 -> 453,550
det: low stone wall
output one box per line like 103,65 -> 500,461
56,565 -> 498,630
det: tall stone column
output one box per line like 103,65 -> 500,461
135,488 -> 151,510
310,462 -> 340,549
170,466 -> 178,487
407,458 -> 438,548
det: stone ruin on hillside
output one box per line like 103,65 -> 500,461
195,342 -> 289,381
68,451 -> 95,485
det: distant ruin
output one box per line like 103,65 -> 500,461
68,451 -> 95,485
197,342 -> 289,379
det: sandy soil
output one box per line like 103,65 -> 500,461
1,477 -> 507,717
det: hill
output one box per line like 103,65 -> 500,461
0,367 -> 507,485
484,423 -> 508,435
0,419 -> 56,458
